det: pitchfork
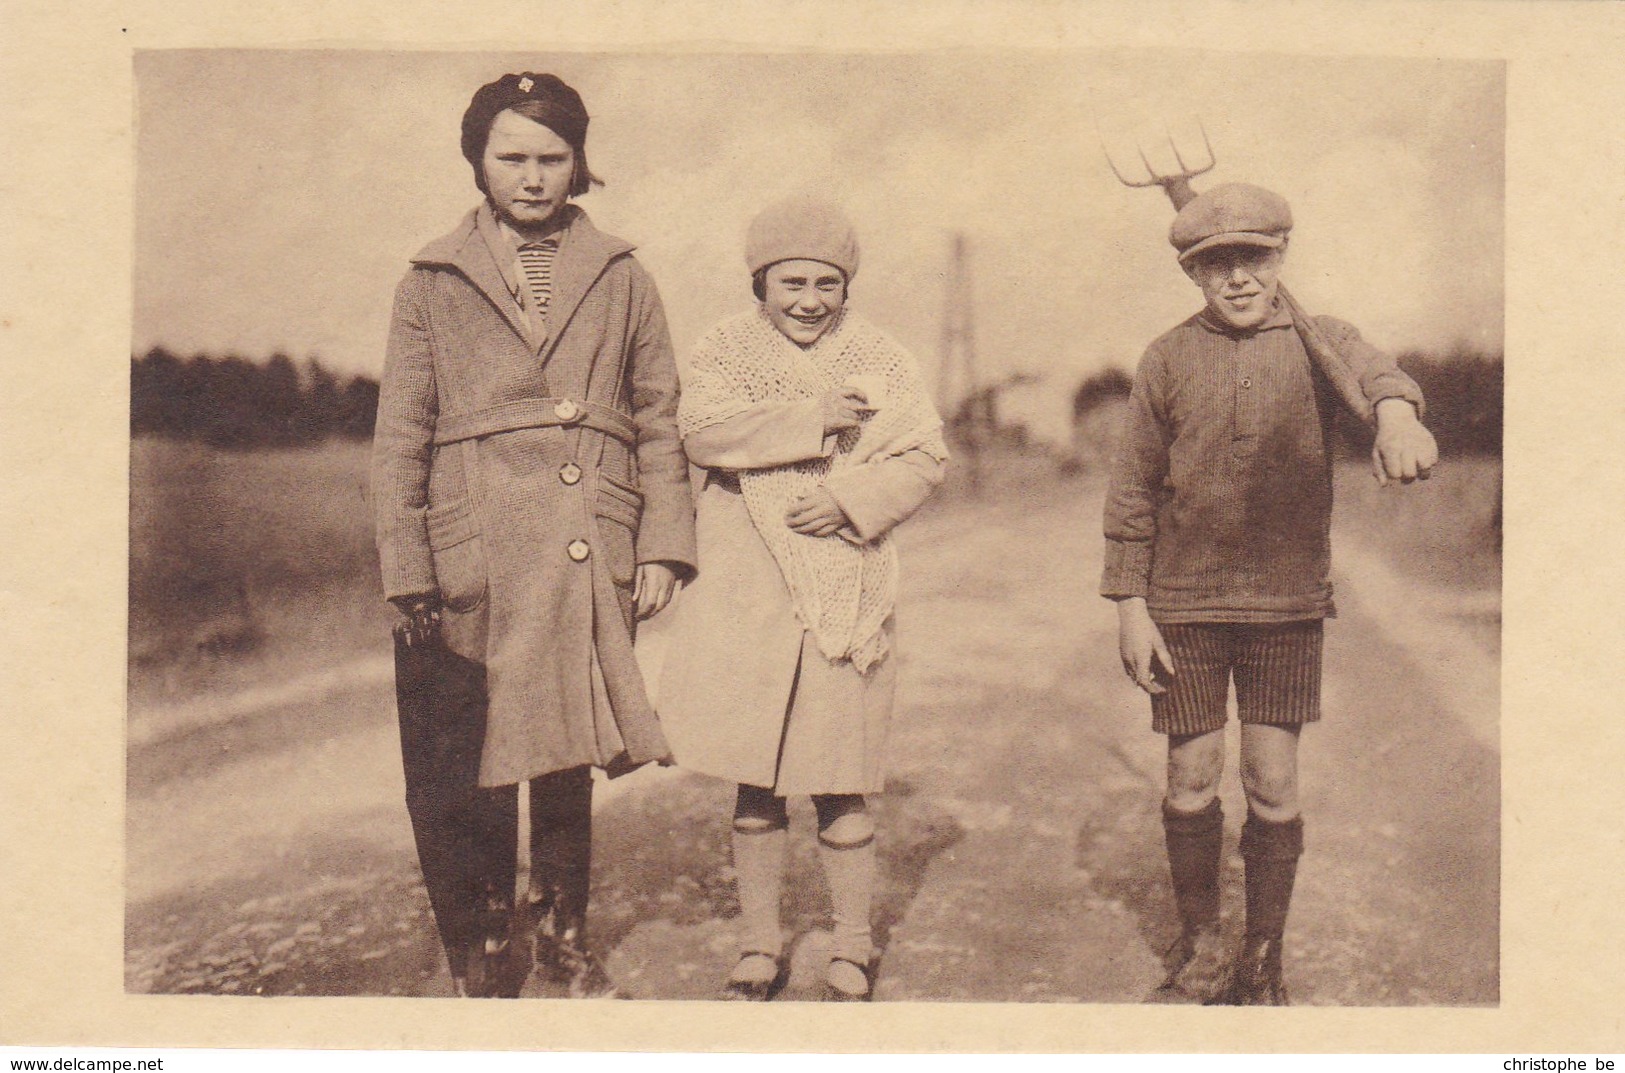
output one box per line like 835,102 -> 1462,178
1101,121 -> 1215,212
1102,121 -> 1377,423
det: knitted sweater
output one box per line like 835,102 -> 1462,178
1100,306 -> 1423,623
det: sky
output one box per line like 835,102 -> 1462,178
133,49 -> 1503,442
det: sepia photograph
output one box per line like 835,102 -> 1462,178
125,46 -> 1500,1006
5,0 -> 1624,1059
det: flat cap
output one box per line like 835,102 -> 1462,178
745,197 -> 860,280
1170,183 -> 1293,262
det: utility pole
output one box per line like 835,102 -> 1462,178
938,232 -> 982,495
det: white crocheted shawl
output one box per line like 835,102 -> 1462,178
680,308 -> 947,672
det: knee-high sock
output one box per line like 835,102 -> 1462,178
731,823 -> 788,956
1239,810 -> 1303,941
1162,798 -> 1223,934
817,831 -> 876,965
731,784 -> 789,957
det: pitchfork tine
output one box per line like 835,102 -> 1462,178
1099,117 -> 1217,209
1164,122 -> 1216,177
1098,119 -> 1160,188
1136,143 -> 1159,182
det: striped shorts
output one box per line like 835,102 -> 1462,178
1149,620 -> 1324,736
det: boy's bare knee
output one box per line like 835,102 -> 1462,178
1239,725 -> 1301,819
817,810 -> 875,847
1239,756 -> 1299,818
1240,777 -> 1297,820
1166,730 -> 1224,811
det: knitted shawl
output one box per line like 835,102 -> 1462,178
680,308 -> 946,672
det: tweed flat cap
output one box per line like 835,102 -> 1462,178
745,197 -> 860,280
1170,183 -> 1293,262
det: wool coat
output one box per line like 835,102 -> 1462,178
374,203 -> 696,787
658,390 -> 944,796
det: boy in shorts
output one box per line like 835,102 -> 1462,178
1101,183 -> 1438,1004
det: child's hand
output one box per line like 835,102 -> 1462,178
786,487 -> 850,537
1117,597 -> 1175,695
390,593 -> 443,647
1372,398 -> 1438,486
634,562 -> 681,620
821,386 -> 868,434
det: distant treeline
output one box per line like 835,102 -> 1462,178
1071,349 -> 1503,457
131,349 -> 380,448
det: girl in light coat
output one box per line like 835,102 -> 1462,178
374,72 -> 695,997
660,199 -> 947,1001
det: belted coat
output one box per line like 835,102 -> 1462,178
373,203 -> 696,787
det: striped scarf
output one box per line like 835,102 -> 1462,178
517,238 -> 559,338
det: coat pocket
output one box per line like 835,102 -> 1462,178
595,474 -> 644,586
426,500 -> 488,613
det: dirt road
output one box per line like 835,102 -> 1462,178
126,466 -> 1498,1005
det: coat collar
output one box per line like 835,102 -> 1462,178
411,203 -> 636,357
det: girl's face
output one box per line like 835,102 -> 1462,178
761,259 -> 847,347
481,109 -> 575,236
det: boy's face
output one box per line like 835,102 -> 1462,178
482,109 -> 575,235
1184,244 -> 1285,332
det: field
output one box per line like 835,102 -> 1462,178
129,435 -> 1502,718
129,438 -> 393,714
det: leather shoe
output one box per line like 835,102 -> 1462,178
1222,936 -> 1290,1006
1147,924 -> 1231,1005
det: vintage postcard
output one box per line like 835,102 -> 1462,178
2,0 -> 1622,1056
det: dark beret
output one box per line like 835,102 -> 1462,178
460,72 -> 590,171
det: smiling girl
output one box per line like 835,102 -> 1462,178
659,198 -> 948,1001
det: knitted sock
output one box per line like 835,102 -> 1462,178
814,796 -> 876,968
731,785 -> 790,962
470,783 -> 520,914
817,835 -> 876,968
1162,797 -> 1224,935
1239,810 -> 1304,942
731,823 -> 788,959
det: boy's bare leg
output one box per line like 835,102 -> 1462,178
1153,728 -> 1230,1002
1231,723 -> 1305,1004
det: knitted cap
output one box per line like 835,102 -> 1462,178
461,72 -> 589,171
745,197 -> 860,280
1170,183 -> 1293,263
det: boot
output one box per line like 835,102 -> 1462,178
1225,936 -> 1289,1005
464,784 -> 525,998
464,881 -> 528,998
1149,923 -> 1232,1004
